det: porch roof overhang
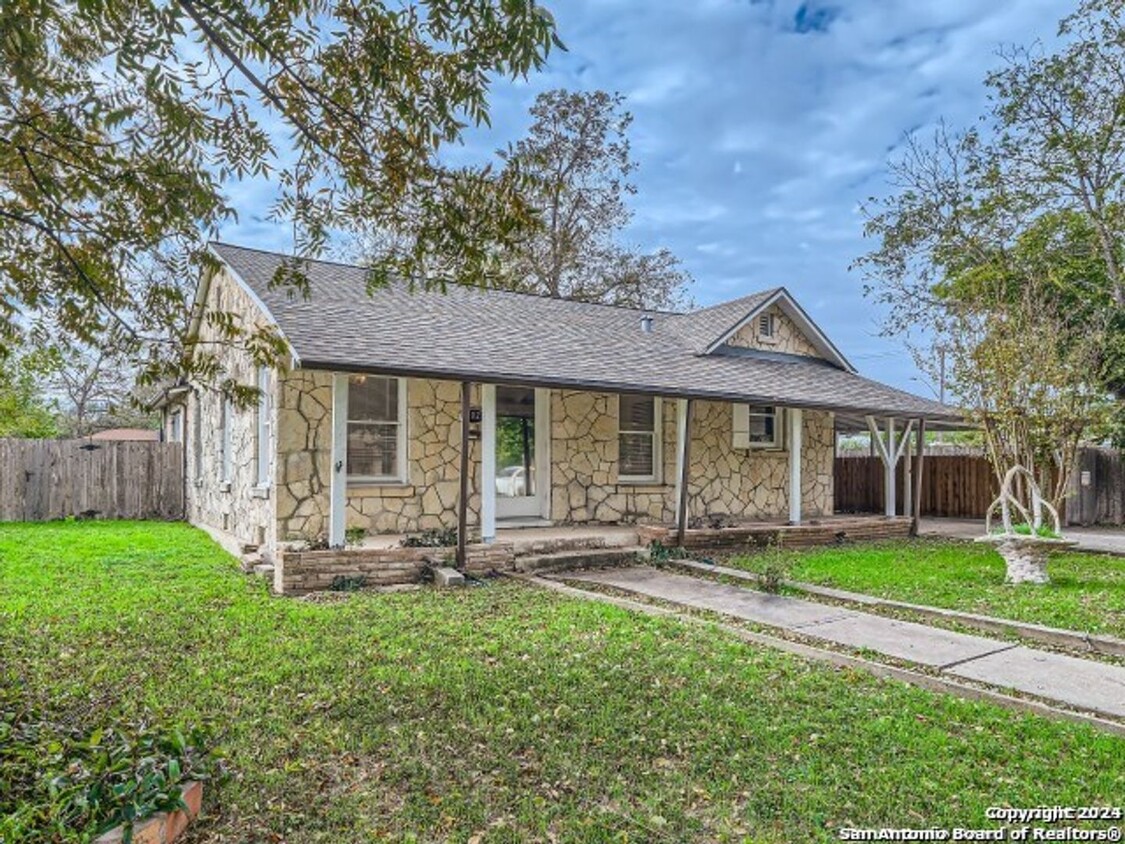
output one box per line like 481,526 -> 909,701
298,358 -> 963,426
209,242 -> 963,426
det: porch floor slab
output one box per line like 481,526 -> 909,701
558,566 -> 1125,719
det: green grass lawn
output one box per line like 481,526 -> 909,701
727,539 -> 1125,639
2,522 -> 1123,843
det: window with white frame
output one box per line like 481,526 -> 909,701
749,405 -> 781,446
733,404 -> 782,449
618,394 -> 661,481
347,375 -> 407,482
256,366 -> 271,487
220,396 -> 233,484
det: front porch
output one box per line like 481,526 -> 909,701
274,515 -> 914,594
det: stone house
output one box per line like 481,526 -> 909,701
160,242 -> 956,584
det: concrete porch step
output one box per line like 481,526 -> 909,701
252,563 -> 275,578
515,546 -> 644,575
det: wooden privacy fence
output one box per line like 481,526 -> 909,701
0,438 -> 183,522
834,454 -> 998,519
1066,447 -> 1125,526
835,449 -> 1124,525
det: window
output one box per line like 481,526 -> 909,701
741,404 -> 782,449
347,375 -> 407,482
757,312 -> 774,338
618,394 -> 661,481
169,409 -> 182,443
192,396 -> 203,483
220,396 -> 233,484
256,367 -> 271,487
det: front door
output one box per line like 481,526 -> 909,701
494,386 -> 548,521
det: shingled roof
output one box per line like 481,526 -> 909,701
206,242 -> 959,422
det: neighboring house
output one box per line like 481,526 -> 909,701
161,242 -> 957,565
90,427 -> 160,442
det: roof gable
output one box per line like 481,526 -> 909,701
701,288 -> 855,372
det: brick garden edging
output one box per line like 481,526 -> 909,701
94,781 -> 203,844
275,542 -> 516,594
636,516 -> 913,552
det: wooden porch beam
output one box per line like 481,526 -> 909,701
910,418 -> 926,536
676,398 -> 695,547
457,380 -> 471,568
329,373 -> 348,548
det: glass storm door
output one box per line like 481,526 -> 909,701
495,386 -> 542,520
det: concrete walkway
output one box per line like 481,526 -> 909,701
920,517 -> 1125,556
562,566 -> 1125,720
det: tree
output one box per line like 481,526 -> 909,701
939,285 -> 1112,512
856,0 -> 1125,459
1,0 -> 562,387
493,90 -> 692,310
37,338 -> 154,437
0,352 -> 58,438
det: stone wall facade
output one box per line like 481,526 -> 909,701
684,401 -> 834,522
275,373 -> 481,543
273,374 -> 835,540
550,391 -> 678,525
727,304 -> 821,358
177,268 -> 280,557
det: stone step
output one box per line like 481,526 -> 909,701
515,546 -> 644,575
252,563 -> 275,578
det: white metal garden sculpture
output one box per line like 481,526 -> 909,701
977,465 -> 1074,584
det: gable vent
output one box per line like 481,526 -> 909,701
758,313 -> 774,337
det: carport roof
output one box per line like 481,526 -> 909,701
206,242 -> 961,423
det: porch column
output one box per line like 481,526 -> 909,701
788,407 -> 803,525
457,381 -> 471,567
910,418 -> 927,536
675,398 -> 695,546
866,415 -> 913,518
329,373 -> 348,547
903,426 -> 913,519
884,417 -> 897,516
481,384 -> 497,542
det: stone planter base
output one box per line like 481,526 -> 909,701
976,535 -> 1077,585
95,781 -> 202,844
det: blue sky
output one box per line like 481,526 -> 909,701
220,0 -> 1067,395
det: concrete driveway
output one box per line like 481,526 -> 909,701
920,517 -> 1125,555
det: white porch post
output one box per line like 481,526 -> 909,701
788,407 -> 803,524
884,417 -> 897,516
481,384 -> 497,542
674,398 -> 688,527
903,425 -> 913,519
329,373 -> 348,547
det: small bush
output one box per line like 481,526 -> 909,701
344,527 -> 367,547
400,528 -> 458,548
330,574 -> 368,592
0,687 -> 219,843
648,539 -> 690,566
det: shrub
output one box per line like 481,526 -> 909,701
0,685 -> 219,843
400,528 -> 458,548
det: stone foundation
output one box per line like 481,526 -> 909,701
637,516 -> 914,552
275,542 -> 516,594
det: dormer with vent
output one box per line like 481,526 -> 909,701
699,288 -> 855,372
